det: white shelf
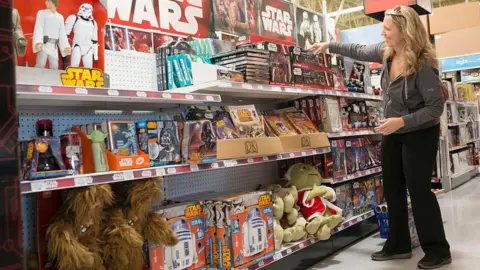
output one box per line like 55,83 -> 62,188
446,100 -> 477,107
16,83 -> 222,108
327,130 -> 378,138
322,167 -> 382,185
451,166 -> 477,178
243,211 -> 375,270
166,81 -> 383,102
21,147 -> 330,194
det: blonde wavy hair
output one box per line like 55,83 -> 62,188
383,5 -> 438,75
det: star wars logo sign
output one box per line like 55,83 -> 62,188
261,5 -> 293,37
61,67 -> 105,88
108,0 -> 209,37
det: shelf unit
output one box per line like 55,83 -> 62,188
14,81 -> 383,270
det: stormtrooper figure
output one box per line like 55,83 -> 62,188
312,14 -> 322,43
299,11 -> 313,49
33,0 -> 71,69
65,4 -> 98,68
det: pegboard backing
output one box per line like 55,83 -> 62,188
105,50 -> 157,91
18,111 -> 170,140
164,162 -> 279,199
22,194 -> 37,252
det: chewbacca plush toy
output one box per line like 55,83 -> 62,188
46,184 -> 114,270
103,178 -> 178,270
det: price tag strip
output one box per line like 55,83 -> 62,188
21,147 -> 331,194
324,166 -> 382,185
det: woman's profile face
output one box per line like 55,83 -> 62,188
382,16 -> 403,47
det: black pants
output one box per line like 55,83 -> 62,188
381,124 -> 450,258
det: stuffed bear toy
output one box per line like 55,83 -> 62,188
268,183 -> 307,249
287,163 -> 343,240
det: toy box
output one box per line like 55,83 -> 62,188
182,120 -> 217,164
214,191 -> 274,269
22,137 -> 69,180
362,178 -> 377,208
375,176 -> 384,205
334,183 -> 354,220
149,202 -> 206,270
352,181 -> 369,216
331,140 -> 347,178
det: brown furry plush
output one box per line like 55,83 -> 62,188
46,185 -> 113,270
102,208 -> 144,270
103,178 -> 178,270
143,213 -> 179,246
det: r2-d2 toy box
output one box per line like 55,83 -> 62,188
214,191 -> 274,269
149,202 -> 206,270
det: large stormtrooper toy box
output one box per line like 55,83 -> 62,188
13,0 -> 107,86
149,202 -> 206,270
14,0 -> 105,70
214,191 -> 274,269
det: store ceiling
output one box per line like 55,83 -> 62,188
297,0 -> 474,30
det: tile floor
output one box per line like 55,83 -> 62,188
309,177 -> 480,270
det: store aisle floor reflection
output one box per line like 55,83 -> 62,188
309,177 -> 480,270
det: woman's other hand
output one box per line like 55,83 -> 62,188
311,42 -> 329,54
375,118 -> 405,135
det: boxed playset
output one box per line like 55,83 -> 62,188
149,202 -> 206,270
214,191 -> 274,269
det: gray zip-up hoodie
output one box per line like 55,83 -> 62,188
329,42 -> 445,134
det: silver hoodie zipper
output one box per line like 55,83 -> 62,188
404,77 -> 408,100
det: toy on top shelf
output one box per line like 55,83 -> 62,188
65,4 -> 98,68
12,8 -> 27,62
33,0 -> 71,69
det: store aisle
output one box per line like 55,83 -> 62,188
309,177 -> 480,270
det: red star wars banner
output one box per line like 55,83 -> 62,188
257,0 -> 295,43
107,0 -> 211,38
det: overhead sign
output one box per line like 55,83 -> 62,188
107,0 -> 211,37
440,53 -> 480,72
258,0 -> 295,43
